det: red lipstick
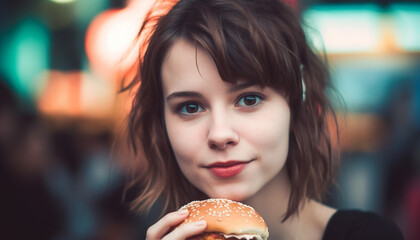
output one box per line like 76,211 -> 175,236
206,160 -> 251,178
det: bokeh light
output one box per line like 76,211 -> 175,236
304,4 -> 382,54
49,0 -> 77,4
37,70 -> 116,119
1,18 -> 50,101
85,0 -> 154,81
391,3 -> 420,52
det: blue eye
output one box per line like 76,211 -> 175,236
178,103 -> 204,115
237,94 -> 263,107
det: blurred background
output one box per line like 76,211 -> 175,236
1,0 -> 419,239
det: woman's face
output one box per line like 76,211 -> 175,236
161,39 -> 291,201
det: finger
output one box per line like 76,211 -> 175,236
146,209 -> 190,240
162,220 -> 207,240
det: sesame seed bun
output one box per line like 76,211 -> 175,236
178,199 -> 269,240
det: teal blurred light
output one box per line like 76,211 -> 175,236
390,3 -> 420,52
1,18 -> 50,101
74,0 -> 109,27
50,0 -> 76,3
303,4 -> 382,54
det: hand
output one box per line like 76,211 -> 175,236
146,209 -> 207,240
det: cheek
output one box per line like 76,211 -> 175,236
242,109 -> 290,147
165,114 -> 206,164
239,107 -> 291,171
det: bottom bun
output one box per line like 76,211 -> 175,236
187,233 -> 225,240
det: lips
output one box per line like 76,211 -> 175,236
205,160 -> 253,178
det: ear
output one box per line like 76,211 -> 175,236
300,64 -> 306,102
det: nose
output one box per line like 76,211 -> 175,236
207,112 -> 239,150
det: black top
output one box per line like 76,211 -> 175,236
322,210 -> 404,240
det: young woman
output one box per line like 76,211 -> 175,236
123,0 -> 404,239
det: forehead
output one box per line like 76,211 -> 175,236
161,39 -> 227,94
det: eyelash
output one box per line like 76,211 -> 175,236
176,101 -> 205,115
175,92 -> 265,115
235,92 -> 265,108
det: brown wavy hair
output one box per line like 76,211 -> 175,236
123,0 -> 338,221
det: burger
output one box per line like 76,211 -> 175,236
177,198 -> 269,240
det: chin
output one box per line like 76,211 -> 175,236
207,184 -> 259,202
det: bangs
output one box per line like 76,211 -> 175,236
174,0 -> 303,103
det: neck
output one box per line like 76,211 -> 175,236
243,168 -> 336,240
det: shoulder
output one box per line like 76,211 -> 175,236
322,209 -> 404,240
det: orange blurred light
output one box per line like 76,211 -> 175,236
85,0 -> 155,82
38,71 -> 82,116
85,9 -> 138,81
333,113 -> 389,153
37,71 -> 116,118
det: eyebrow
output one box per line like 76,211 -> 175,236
166,82 -> 257,101
166,91 -> 203,101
